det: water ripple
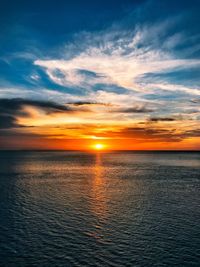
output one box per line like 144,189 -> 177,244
0,151 -> 200,266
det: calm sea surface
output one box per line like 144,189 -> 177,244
0,151 -> 199,266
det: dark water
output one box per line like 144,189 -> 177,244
0,151 -> 199,267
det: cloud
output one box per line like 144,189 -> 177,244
185,129 -> 200,137
0,98 -> 74,113
85,124 -> 181,142
0,114 -> 19,129
68,101 -> 110,106
140,83 -> 200,96
34,19 -> 200,96
35,54 -> 200,93
112,105 -> 154,113
190,98 -> 200,104
0,98 -> 76,129
93,125 -> 200,142
149,117 -> 176,122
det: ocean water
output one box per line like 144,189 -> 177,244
0,151 -> 199,267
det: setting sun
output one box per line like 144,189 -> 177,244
93,144 -> 105,150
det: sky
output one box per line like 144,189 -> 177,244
0,0 -> 200,150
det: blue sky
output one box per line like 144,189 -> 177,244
0,0 -> 200,149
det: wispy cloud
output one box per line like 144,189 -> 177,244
35,19 -> 200,97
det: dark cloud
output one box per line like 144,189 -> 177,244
184,129 -> 200,137
69,101 -> 110,106
118,127 -> 180,141
149,117 -> 176,122
0,98 -> 74,129
0,114 -> 19,128
0,98 -> 72,113
69,101 -> 96,106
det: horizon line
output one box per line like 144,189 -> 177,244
0,149 -> 200,152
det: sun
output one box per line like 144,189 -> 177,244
93,143 -> 105,150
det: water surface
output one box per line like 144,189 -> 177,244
0,151 -> 199,266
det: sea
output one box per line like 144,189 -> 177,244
0,151 -> 199,266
